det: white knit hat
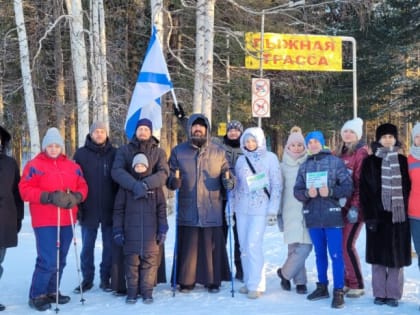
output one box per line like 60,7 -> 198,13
341,117 -> 363,140
132,153 -> 149,169
41,128 -> 65,151
412,122 -> 420,141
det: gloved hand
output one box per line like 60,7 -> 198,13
113,228 -> 124,246
41,191 -> 73,208
63,192 -> 83,209
366,221 -> 377,232
156,233 -> 167,245
222,177 -> 234,191
277,214 -> 284,232
173,103 -> 185,120
266,214 -> 277,226
133,181 -> 148,199
168,176 -> 182,190
346,206 -> 358,224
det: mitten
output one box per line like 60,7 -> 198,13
266,214 -> 277,226
168,176 -> 182,190
156,233 -> 167,245
63,192 -> 83,209
133,181 -> 148,199
277,214 -> 284,232
173,103 -> 185,120
113,228 -> 125,246
346,206 -> 358,224
48,191 -> 73,208
366,221 -> 377,232
222,177 -> 234,190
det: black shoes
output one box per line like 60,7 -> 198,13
374,297 -> 398,307
47,293 -> 71,304
73,281 -> 93,294
99,279 -> 113,292
0,304 -> 5,311
113,289 -> 127,296
277,268 -> 291,291
374,297 -> 387,305
179,284 -> 195,293
235,268 -> 244,282
331,289 -> 345,309
307,283 -> 329,301
207,284 -> 220,293
28,295 -> 51,312
386,298 -> 398,307
142,297 -> 154,304
296,284 -> 308,294
125,296 -> 137,304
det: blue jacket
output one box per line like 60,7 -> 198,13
293,149 -> 353,228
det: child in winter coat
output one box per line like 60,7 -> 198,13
231,127 -> 282,299
112,153 -> 168,305
277,127 -> 312,295
409,123 -> 420,266
294,131 -> 353,309
361,123 -> 411,307
335,118 -> 368,298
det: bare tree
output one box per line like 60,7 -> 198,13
13,0 -> 40,156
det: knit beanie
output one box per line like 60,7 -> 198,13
286,126 -> 305,148
192,117 -> 207,128
132,153 -> 149,169
42,128 -> 64,151
341,117 -> 363,140
135,118 -> 153,132
305,131 -> 325,147
376,123 -> 398,142
227,120 -> 243,134
412,122 -> 420,142
89,121 -> 108,135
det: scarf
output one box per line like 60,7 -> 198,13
375,146 -> 405,223
284,145 -> 306,161
410,145 -> 420,160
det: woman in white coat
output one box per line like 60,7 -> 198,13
231,127 -> 282,299
276,127 -> 312,294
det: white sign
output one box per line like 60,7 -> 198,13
252,78 -> 270,117
306,171 -> 328,189
246,172 -> 269,192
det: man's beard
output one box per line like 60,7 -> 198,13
191,136 -> 206,147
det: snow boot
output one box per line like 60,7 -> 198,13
47,292 -> 71,304
0,304 -> 5,311
277,268 -> 291,291
28,295 -> 51,311
73,280 -> 93,294
296,284 -> 308,294
331,288 -> 345,309
307,283 -> 329,301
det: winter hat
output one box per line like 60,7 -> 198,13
192,117 -> 207,128
341,117 -> 363,140
286,126 -> 305,148
132,153 -> 149,169
305,130 -> 325,147
227,120 -> 243,134
0,125 -> 11,147
412,122 -> 420,141
42,127 -> 65,151
375,123 -> 398,142
135,118 -> 153,132
89,121 -> 108,136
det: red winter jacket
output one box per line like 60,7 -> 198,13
19,152 -> 88,227
408,154 -> 420,219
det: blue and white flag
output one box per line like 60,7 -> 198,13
125,26 -> 174,139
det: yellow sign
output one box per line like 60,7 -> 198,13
245,33 -> 343,72
218,122 -> 227,136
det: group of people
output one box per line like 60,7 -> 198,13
0,113 -> 420,312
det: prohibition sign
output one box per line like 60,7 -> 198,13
252,98 -> 269,117
253,79 -> 269,97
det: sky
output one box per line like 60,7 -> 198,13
2,206 -> 420,315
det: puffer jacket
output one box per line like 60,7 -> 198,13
19,152 -> 88,227
232,127 -> 282,217
408,154 -> 420,219
294,149 -> 353,228
339,142 -> 368,223
73,135 -> 117,228
167,113 -> 230,227
280,151 -> 311,245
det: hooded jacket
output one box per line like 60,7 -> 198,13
73,134 -> 118,228
167,113 -> 230,227
232,127 -> 282,217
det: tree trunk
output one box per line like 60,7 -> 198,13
98,0 -> 109,131
65,0 -> 89,147
13,0 -> 40,156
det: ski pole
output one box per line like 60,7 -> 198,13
55,207 -> 61,313
226,171 -> 235,297
172,169 -> 179,297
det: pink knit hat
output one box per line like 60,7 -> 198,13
286,126 -> 305,148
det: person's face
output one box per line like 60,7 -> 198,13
134,163 -> 147,174
288,142 -> 305,154
414,134 -> 420,147
379,134 -> 396,148
341,129 -> 357,144
136,126 -> 151,141
91,128 -> 107,145
45,144 -> 62,158
191,124 -> 206,137
227,128 -> 241,140
245,137 -> 257,151
307,139 -> 322,154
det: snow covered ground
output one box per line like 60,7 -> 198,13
2,206 -> 420,314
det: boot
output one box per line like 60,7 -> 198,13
277,268 -> 291,291
28,295 -> 51,311
331,288 -> 345,309
73,281 -> 93,294
307,282 -> 329,301
47,292 -> 71,304
0,304 -> 5,311
100,278 -> 113,292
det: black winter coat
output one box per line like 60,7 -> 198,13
111,136 -> 169,192
113,183 -> 168,256
0,153 -> 24,247
73,135 -> 117,228
360,153 -> 411,268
